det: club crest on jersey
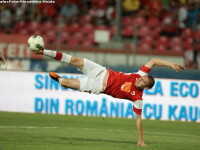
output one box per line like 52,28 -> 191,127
131,91 -> 135,95
121,82 -> 132,92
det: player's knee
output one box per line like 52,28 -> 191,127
70,57 -> 82,66
70,57 -> 84,70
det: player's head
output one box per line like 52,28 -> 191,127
135,75 -> 155,89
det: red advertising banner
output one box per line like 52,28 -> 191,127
0,34 -> 43,59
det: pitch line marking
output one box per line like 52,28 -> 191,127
0,126 -> 199,138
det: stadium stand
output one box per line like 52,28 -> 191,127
80,23 -> 95,35
41,22 -> 56,35
60,31 -> 70,45
147,16 -> 160,29
1,0 -> 200,69
122,25 -> 134,37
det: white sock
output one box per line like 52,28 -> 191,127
43,49 -> 56,58
43,49 -> 72,64
60,53 -> 72,64
58,78 -> 64,84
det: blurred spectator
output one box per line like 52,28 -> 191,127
193,39 -> 200,69
20,4 -> 36,22
29,4 -> 40,21
123,0 -> 140,16
89,3 -> 105,25
177,2 -> 188,29
78,0 -> 89,17
184,48 -> 194,68
37,3 -> 57,22
146,0 -> 163,17
55,0 -> 67,12
184,39 -> 200,69
105,1 -> 115,26
0,5 -> 14,31
60,0 -> 78,24
168,0 -> 179,11
14,4 -> 27,22
186,2 -> 199,30
160,9 -> 180,37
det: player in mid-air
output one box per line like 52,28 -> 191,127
35,49 -> 185,146
0,50 -> 6,66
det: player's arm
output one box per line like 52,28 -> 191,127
0,51 -> 6,65
144,58 -> 185,72
132,100 -> 146,146
136,114 -> 147,147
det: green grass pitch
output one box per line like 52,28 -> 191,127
0,112 -> 199,150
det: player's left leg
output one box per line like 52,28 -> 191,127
60,78 -> 80,90
49,72 -> 80,90
49,72 -> 98,94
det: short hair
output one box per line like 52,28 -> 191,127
146,75 -> 155,89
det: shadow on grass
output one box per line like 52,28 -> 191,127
57,136 -> 136,145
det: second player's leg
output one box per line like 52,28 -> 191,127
60,78 -> 81,90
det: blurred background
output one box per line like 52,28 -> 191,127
0,0 -> 200,79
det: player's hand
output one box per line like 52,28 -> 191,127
34,50 -> 44,55
171,63 -> 186,72
137,140 -> 147,147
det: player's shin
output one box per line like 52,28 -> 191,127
43,49 -> 72,64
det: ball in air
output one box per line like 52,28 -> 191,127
27,35 -> 44,52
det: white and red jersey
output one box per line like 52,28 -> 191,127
103,66 -> 151,115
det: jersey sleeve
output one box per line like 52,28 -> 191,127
136,65 -> 151,76
132,100 -> 143,115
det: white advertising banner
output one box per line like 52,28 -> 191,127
0,71 -> 199,122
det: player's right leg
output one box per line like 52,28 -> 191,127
37,49 -> 84,70
37,49 -> 106,77
49,72 -> 80,90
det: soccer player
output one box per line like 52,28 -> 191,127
36,49 -> 185,146
0,50 -> 6,66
